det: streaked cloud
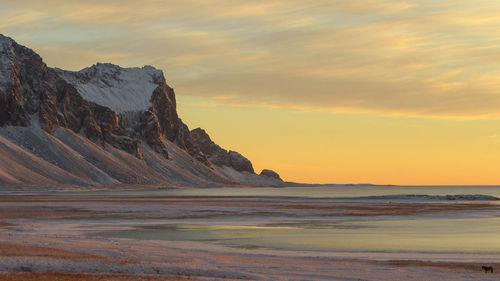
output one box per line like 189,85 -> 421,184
0,11 -> 45,30
3,0 -> 500,118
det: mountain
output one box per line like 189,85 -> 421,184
0,34 -> 284,187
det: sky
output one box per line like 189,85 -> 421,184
2,0 -> 500,185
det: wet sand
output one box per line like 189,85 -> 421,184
0,193 -> 499,280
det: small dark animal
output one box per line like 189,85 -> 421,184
482,266 -> 494,273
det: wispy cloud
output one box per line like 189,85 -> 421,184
3,0 -> 500,118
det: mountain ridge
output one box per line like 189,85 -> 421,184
0,34 -> 283,187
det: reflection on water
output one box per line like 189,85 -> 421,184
107,217 -> 500,253
84,185 -> 500,199
97,186 -> 500,253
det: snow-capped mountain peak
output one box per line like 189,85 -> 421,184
0,33 -> 284,187
56,63 -> 164,113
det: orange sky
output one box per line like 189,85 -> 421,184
2,0 -> 500,184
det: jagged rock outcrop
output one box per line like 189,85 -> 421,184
190,128 -> 228,165
92,104 -> 144,158
190,128 -> 255,173
138,110 -> 169,158
0,34 -> 143,158
1,34 -> 49,127
0,33 -> 284,187
260,169 -> 282,181
147,74 -> 208,164
228,151 -> 254,173
57,62 -> 210,164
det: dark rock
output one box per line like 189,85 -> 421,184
91,103 -> 143,159
149,77 -> 179,142
147,75 -> 208,163
139,110 -> 169,158
260,169 -> 282,181
190,127 -> 229,166
228,150 -> 255,173
191,128 -> 255,173
0,33 -> 269,182
175,120 -> 210,165
0,34 -> 143,158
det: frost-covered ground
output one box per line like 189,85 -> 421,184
0,191 -> 498,280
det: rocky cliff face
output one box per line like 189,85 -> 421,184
56,63 -> 211,165
190,128 -> 255,173
0,34 -> 282,187
0,35 -> 143,158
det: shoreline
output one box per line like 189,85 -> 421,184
0,191 -> 499,280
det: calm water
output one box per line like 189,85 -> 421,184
89,185 -> 500,254
82,185 -> 500,198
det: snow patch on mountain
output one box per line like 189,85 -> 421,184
56,63 -> 163,113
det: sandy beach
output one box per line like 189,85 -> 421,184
0,191 -> 498,280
